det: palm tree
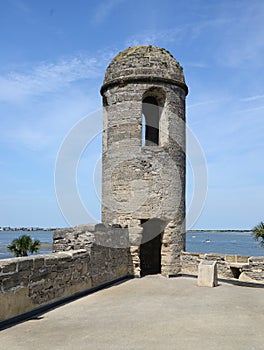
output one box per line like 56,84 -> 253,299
252,222 -> 264,247
8,234 -> 41,257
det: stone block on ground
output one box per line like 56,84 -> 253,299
197,260 -> 218,287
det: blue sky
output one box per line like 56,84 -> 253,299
0,0 -> 264,229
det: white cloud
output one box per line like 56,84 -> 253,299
241,94 -> 264,102
13,0 -> 31,14
125,27 -> 184,47
214,2 -> 264,67
185,62 -> 209,69
0,54 -> 104,103
0,90 -> 101,154
125,17 -> 232,48
187,99 -> 224,110
124,6 -> 264,69
235,105 -> 264,114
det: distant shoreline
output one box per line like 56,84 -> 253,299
1,228 -> 252,233
188,229 -> 252,233
0,228 -> 57,232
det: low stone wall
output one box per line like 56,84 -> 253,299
2,226 -> 264,322
53,223 -> 130,252
0,250 -> 90,321
53,224 -> 133,278
181,251 -> 264,284
0,225 -> 131,322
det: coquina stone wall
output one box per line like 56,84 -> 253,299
181,251 -> 264,284
0,225 -> 131,322
2,238 -> 264,322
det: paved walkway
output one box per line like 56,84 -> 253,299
1,276 -> 264,350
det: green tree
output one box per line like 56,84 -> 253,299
252,222 -> 264,248
8,234 -> 40,257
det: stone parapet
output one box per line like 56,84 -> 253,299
0,250 -> 90,321
0,226 -> 131,322
181,251 -> 264,284
53,224 -> 130,251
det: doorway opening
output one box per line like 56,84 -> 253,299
139,219 -> 164,277
230,266 -> 241,279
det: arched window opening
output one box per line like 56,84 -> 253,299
142,96 -> 160,146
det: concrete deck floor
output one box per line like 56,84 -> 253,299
1,276 -> 264,350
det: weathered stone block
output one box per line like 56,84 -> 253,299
2,275 -> 25,291
197,260 -> 218,287
225,255 -> 237,263
30,267 -> 51,282
45,254 -> 60,265
17,258 -> 34,272
236,255 -> 249,263
1,262 -> 17,274
33,256 -> 45,269
249,256 -> 264,263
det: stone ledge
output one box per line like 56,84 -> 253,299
101,76 -> 188,96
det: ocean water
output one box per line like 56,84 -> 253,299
0,230 -> 263,260
0,230 -> 53,260
186,231 -> 264,256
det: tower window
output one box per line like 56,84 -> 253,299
142,96 -> 160,146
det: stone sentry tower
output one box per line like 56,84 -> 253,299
100,46 -> 188,277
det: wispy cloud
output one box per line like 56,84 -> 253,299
125,8 -> 264,69
0,54 -> 106,103
93,0 -> 125,24
234,105 -> 264,114
0,90 -> 100,153
13,0 -> 31,14
187,99 -> 224,109
241,94 -> 264,102
185,62 -> 209,69
8,126 -> 52,152
125,17 -> 232,48
125,27 -> 185,47
215,2 -> 264,67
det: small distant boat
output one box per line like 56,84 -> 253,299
203,239 -> 211,243
192,235 -> 196,238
